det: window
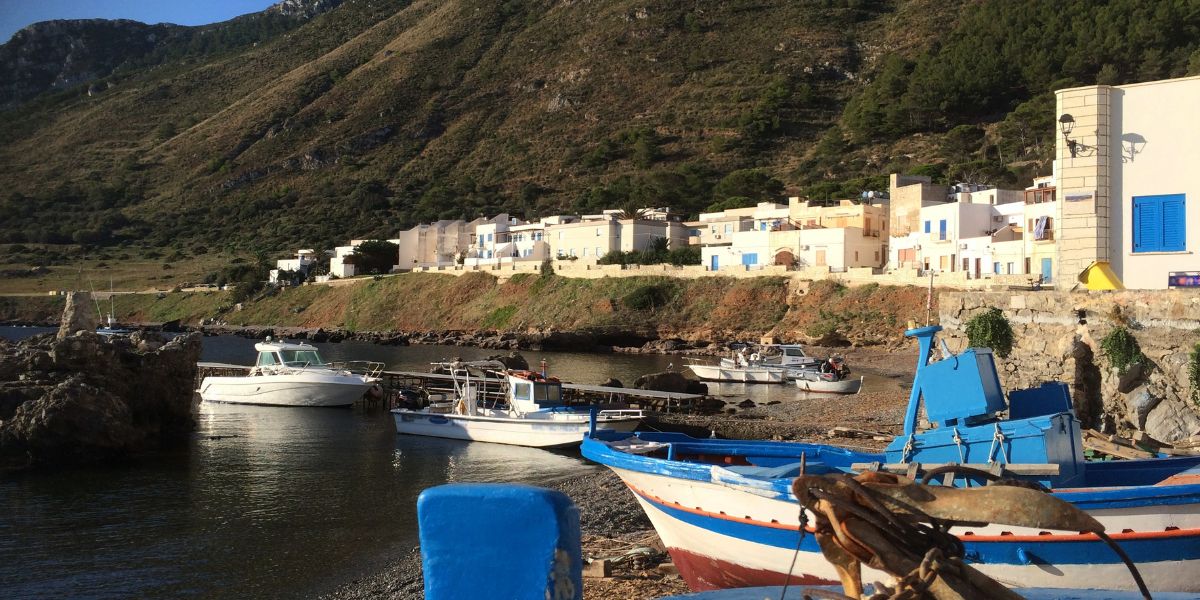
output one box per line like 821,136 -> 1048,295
486,233 -> 493,242
513,382 -> 531,400
558,231 -> 563,240
486,250 -> 493,258
874,250 -> 879,261
256,352 -> 278,367
595,247 -> 601,256
760,222 -> 767,231
583,248 -> 589,256
1006,262 -> 1014,274
938,220 -> 947,241
994,262 -> 1001,274
478,235 -> 485,246
855,251 -> 859,261
724,224 -> 733,234
924,221 -> 931,234
595,228 -> 601,236
1133,194 -> 1186,252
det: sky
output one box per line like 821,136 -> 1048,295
0,0 -> 278,43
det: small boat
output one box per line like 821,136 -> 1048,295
582,325 -> 1200,593
685,362 -> 785,384
391,360 -> 643,448
792,371 -> 862,394
94,284 -> 133,336
198,339 -> 383,407
792,356 -> 862,394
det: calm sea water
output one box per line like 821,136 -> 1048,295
0,327 -> 853,598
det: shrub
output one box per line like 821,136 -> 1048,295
623,283 -> 675,311
964,308 -> 1013,358
1189,342 -> 1200,406
1100,327 -> 1143,375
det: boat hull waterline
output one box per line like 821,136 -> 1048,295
582,435 -> 1200,593
393,410 -> 640,448
199,374 -> 377,407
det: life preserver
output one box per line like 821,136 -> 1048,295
749,353 -> 760,362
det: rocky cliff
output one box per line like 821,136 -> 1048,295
0,327 -> 202,469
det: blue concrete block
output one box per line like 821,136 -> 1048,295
418,483 -> 583,600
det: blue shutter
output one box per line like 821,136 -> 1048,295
1133,195 -> 1164,252
938,220 -> 947,240
924,221 -> 931,234
1162,194 -> 1186,251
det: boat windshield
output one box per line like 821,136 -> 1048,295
279,349 -> 325,366
784,347 -> 806,357
533,382 -> 563,405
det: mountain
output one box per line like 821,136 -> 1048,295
0,0 -> 1196,256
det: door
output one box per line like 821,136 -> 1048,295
1041,258 -> 1052,283
710,255 -> 719,271
815,250 -> 827,266
974,258 -> 981,279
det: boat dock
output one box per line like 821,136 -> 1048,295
196,363 -> 709,413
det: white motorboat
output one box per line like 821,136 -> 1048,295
198,339 -> 383,407
719,343 -> 820,378
391,361 -> 642,448
684,362 -> 785,384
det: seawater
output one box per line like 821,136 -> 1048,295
0,327 -> 840,597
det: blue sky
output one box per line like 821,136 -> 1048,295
1,0 -> 278,43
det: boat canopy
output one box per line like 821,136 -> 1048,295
254,341 -> 326,368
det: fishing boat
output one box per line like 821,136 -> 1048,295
198,339 -> 383,407
719,344 -> 821,378
582,325 -> 1200,593
391,360 -> 643,448
685,362 -> 785,384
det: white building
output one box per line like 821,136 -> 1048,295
269,249 -> 318,283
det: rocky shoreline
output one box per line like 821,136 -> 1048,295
0,295 -> 202,469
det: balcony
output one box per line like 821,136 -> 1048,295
1025,187 -> 1057,204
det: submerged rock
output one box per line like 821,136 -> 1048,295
0,328 -> 201,469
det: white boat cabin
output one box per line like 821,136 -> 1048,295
254,340 -> 326,371
507,371 -> 565,413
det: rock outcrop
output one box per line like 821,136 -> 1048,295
0,329 -> 201,469
56,291 -> 98,339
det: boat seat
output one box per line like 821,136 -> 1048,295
721,461 -> 825,480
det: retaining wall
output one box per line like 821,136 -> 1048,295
939,290 -> 1200,442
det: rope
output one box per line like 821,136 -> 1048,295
778,504 -> 809,600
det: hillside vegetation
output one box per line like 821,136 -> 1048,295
1,0 -> 1197,263
2,274 -> 934,346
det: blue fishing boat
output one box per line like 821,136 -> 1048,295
582,325 -> 1200,593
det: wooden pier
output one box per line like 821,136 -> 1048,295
196,363 -> 710,413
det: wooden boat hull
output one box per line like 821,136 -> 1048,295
582,432 -> 1200,593
392,410 -> 641,448
687,364 -> 785,384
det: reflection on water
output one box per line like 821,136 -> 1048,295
0,327 -> 883,598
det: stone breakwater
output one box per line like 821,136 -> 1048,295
940,290 -> 1200,442
0,330 -> 202,469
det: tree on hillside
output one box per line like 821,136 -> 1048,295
351,240 -> 399,274
711,169 -> 784,206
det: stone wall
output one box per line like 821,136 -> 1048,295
939,290 -> 1200,442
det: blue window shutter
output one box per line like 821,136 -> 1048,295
1162,194 -> 1186,251
924,221 -> 930,234
1133,196 -> 1164,252
938,220 -> 947,240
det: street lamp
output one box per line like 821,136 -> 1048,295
1058,113 -> 1093,158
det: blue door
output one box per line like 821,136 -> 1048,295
1041,258 -> 1052,283
710,255 -> 719,270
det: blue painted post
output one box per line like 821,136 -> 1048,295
418,484 -> 583,600
588,405 -> 598,438
902,325 -> 942,435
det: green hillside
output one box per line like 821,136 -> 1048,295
1,0 -> 1197,267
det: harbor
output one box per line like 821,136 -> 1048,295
0,325 -> 908,598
